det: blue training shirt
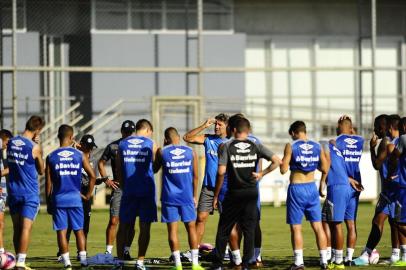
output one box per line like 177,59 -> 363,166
289,139 -> 321,172
48,147 -> 83,208
380,137 -> 400,194
203,135 -> 228,188
335,134 -> 364,183
119,135 -> 155,197
395,135 -> 406,188
322,142 -> 349,186
7,135 -> 39,196
161,145 -> 194,206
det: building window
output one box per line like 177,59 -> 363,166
93,0 -> 233,31
0,0 -> 26,31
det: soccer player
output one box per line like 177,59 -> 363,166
280,121 -> 329,270
183,114 -> 229,244
333,115 -> 364,265
211,117 -> 280,269
98,120 -> 136,258
154,127 -> 204,270
319,140 -> 363,270
6,116 -> 45,270
353,114 -> 401,265
387,117 -> 406,267
46,125 -> 96,270
116,119 -> 158,270
0,129 -> 13,255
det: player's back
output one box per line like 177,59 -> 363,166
289,139 -> 321,173
326,143 -> 349,186
48,147 -> 83,207
203,135 -> 227,188
335,134 -> 364,182
161,144 -> 194,206
119,135 -> 154,197
6,135 -> 38,196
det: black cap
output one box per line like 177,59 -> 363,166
80,134 -> 97,149
121,120 -> 136,134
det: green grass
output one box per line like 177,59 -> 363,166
2,203 -> 396,269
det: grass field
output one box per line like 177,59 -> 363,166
2,203 -> 397,269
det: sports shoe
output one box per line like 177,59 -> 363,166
170,266 -> 183,270
63,265 -> 72,270
15,263 -> 34,270
124,250 -> 133,261
180,251 -> 192,262
392,260 -> 406,267
328,263 -> 344,270
352,256 -> 369,266
192,264 -> 205,270
320,263 -> 328,270
289,264 -> 305,270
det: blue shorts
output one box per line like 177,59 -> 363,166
119,196 -> 157,224
376,192 -> 396,219
323,185 -> 352,222
8,195 -> 40,220
53,207 -> 84,231
345,189 -> 360,221
395,188 -> 406,223
286,182 -> 321,225
161,203 -> 196,223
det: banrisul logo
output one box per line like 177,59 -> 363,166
128,138 -> 144,148
234,142 -> 251,153
12,139 -> 25,147
57,150 -> 74,158
170,148 -> 186,160
344,138 -> 358,149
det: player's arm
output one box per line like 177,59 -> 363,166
0,156 -> 9,178
280,143 -> 292,174
318,144 -> 330,197
98,146 -> 119,190
370,136 -> 388,170
115,151 -> 124,189
253,144 -> 281,180
33,144 -> 45,176
349,177 -> 364,192
153,147 -> 163,174
192,150 -> 199,208
45,157 -> 52,199
183,118 -> 215,144
82,153 -> 96,200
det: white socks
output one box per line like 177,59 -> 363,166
319,249 -> 327,264
79,251 -> 87,266
172,250 -> 181,267
326,247 -> 332,261
335,250 -> 343,264
346,248 -> 354,261
391,248 -> 400,262
61,252 -> 71,267
231,249 -> 242,265
191,249 -> 199,265
106,245 -> 113,254
294,249 -> 304,266
17,253 -> 27,264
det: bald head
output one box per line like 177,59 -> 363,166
164,127 -> 180,145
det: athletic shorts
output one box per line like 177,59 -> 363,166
8,194 -> 40,221
286,182 -> 321,225
53,207 -> 84,231
345,189 -> 360,221
119,195 -> 157,224
161,203 -> 196,223
376,192 -> 396,219
395,188 -> 406,223
110,188 -> 122,217
197,186 -> 215,213
323,184 -> 352,223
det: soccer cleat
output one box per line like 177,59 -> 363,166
289,264 -> 305,270
15,263 -> 34,270
320,263 -> 328,270
392,260 -> 406,267
170,266 -> 183,270
124,250 -> 133,261
352,256 -> 369,266
333,263 -> 345,270
63,265 -> 72,270
192,264 -> 205,270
